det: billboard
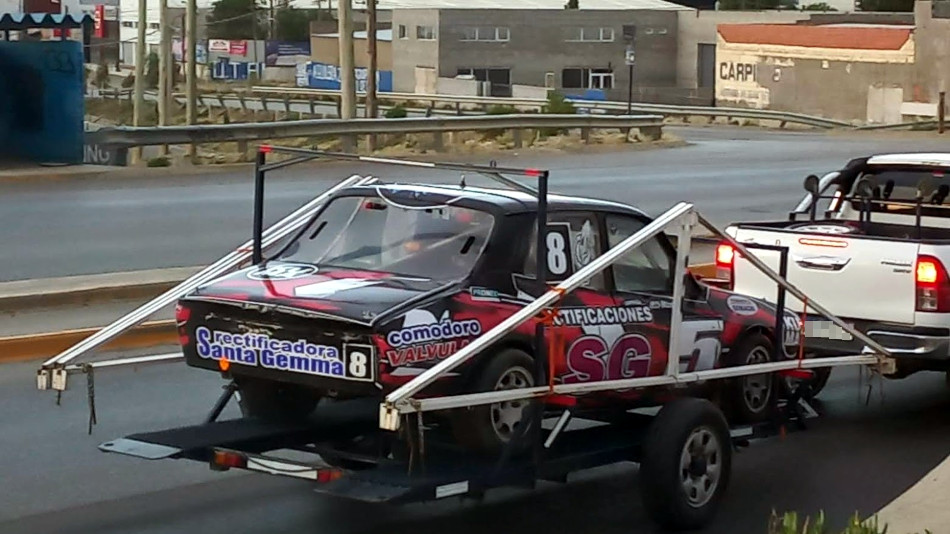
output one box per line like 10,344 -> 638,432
296,61 -> 393,93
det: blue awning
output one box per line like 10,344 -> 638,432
0,12 -> 94,31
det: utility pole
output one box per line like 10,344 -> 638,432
186,0 -> 198,162
338,0 -> 356,120
158,0 -> 171,155
132,0 -> 147,164
366,0 -> 377,119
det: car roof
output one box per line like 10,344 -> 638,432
866,153 -> 950,167
338,182 -> 651,217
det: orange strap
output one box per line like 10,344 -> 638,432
539,287 -> 567,395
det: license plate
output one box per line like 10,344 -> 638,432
804,319 -> 854,341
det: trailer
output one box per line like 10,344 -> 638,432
35,147 -> 896,531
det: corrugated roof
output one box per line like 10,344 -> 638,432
365,0 -> 688,10
718,23 -> 913,50
0,12 -> 93,30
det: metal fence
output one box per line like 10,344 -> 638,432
86,114 -> 666,150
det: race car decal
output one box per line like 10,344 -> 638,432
381,308 -> 484,366
293,278 -> 382,298
194,326 -> 375,381
562,332 -> 653,384
552,304 -> 655,327
388,339 -> 472,366
726,295 -> 759,316
246,263 -> 319,280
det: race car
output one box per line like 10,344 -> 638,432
174,183 -> 803,454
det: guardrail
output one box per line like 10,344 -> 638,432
91,86 -> 938,131
250,86 -> 857,130
86,114 -> 666,150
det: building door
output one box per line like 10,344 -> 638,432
414,67 -> 436,94
697,43 -> 716,89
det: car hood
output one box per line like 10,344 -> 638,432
186,261 -> 452,325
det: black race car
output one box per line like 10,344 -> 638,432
175,182 -> 802,454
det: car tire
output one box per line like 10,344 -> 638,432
640,397 -> 732,531
449,348 -> 537,456
234,376 -> 321,421
722,333 -> 776,424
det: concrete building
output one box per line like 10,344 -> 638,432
712,4 -> 950,123
388,0 -> 688,101
311,28 -> 392,70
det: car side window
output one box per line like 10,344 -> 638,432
522,212 -> 606,291
605,214 -> 673,295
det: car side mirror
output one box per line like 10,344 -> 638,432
803,174 -> 820,195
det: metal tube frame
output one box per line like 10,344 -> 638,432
36,145 -> 553,392
378,202 -> 896,431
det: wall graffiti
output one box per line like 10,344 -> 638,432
0,40 -> 84,164
295,61 -> 393,93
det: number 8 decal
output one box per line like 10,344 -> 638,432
544,223 -> 574,280
343,344 -> 375,381
547,231 -> 567,275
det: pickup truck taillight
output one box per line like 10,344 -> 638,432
915,255 -> 950,312
715,242 -> 735,289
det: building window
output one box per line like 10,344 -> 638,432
398,24 -> 407,39
416,25 -> 436,40
562,67 -> 614,89
459,26 -> 510,42
565,27 -> 614,42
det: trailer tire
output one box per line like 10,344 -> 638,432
722,333 -> 776,424
234,376 -> 321,421
781,366 -> 832,399
449,348 -> 537,455
640,397 -> 732,531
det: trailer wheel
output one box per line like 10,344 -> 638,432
640,398 -> 732,531
722,333 -> 775,424
234,376 -> 321,421
781,366 -> 832,399
450,348 -> 537,455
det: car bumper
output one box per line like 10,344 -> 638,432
802,315 -> 950,361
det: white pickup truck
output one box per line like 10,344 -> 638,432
718,153 -> 950,390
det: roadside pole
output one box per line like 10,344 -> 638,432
366,0 -> 378,150
132,0 -> 147,164
940,91 -> 946,135
338,0 -> 356,150
158,0 -> 171,156
623,24 -> 635,116
185,0 -> 198,162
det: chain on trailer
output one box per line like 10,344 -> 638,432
34,145 -> 562,432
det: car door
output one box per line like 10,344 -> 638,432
602,213 -> 726,377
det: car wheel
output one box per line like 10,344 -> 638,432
640,397 -> 732,531
234,376 -> 321,421
450,348 -> 537,455
722,333 -> 776,424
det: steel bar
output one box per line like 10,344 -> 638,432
382,202 -> 694,411
396,354 -> 880,415
698,213 -> 893,358
39,174 -> 373,373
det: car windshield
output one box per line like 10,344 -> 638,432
273,194 -> 495,281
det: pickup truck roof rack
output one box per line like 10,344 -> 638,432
35,145 -> 897,531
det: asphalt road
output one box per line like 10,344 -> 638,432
3,359 -> 950,534
6,127 -> 950,282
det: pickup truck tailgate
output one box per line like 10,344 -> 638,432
729,227 -> 920,325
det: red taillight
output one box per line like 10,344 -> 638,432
212,450 -> 247,470
317,468 -> 345,483
915,255 -> 950,312
175,303 -> 191,324
715,242 -> 735,289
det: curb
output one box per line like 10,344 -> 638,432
0,320 -> 177,363
0,266 -> 202,312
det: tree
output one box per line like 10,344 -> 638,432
275,7 -> 320,41
207,0 -> 266,40
716,0 -> 782,9
144,51 -> 159,89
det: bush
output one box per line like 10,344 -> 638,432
768,510 -> 931,534
385,104 -> 407,119
487,104 -> 518,115
539,90 -> 575,137
147,156 -> 171,167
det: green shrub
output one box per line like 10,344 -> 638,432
539,91 -> 575,137
146,156 -> 171,167
768,510 -> 932,534
384,104 -> 408,119
486,104 -> 518,115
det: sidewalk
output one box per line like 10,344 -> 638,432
0,161 -> 120,183
873,453 -> 950,534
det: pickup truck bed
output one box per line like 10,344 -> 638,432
721,153 -> 950,377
